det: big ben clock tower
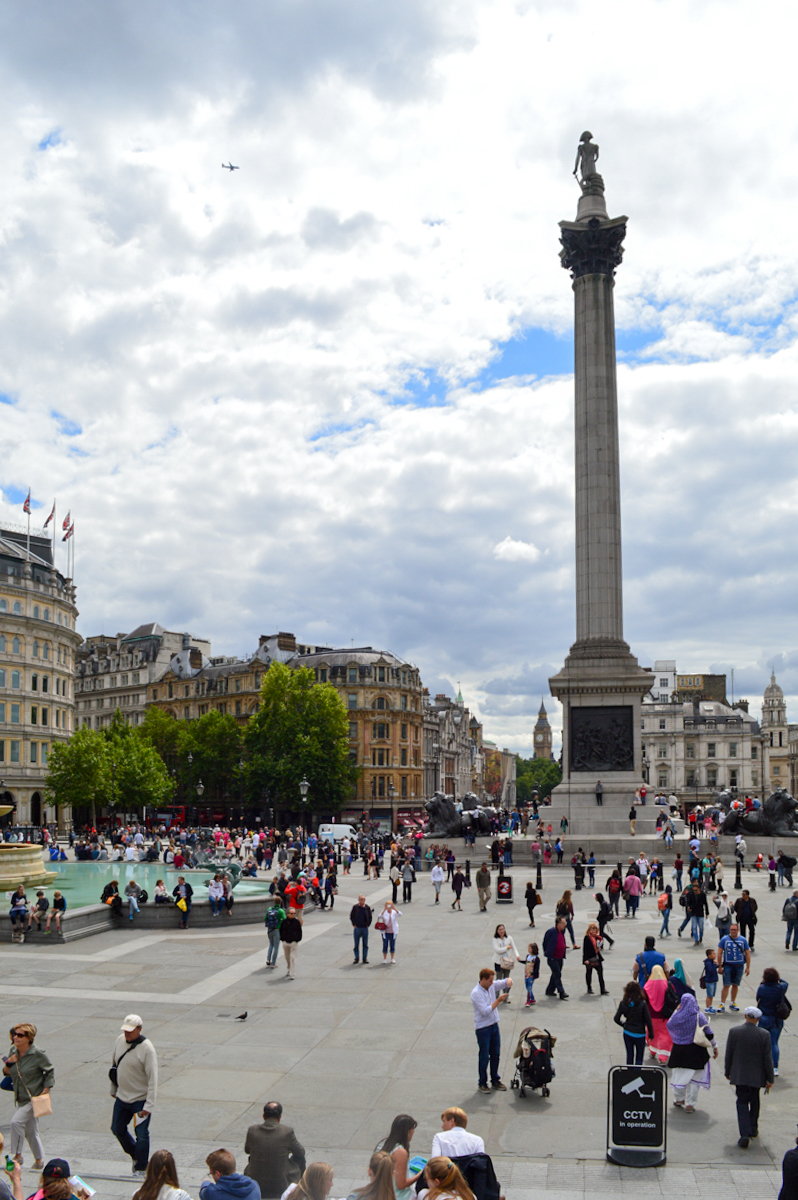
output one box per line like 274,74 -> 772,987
534,700 -> 553,761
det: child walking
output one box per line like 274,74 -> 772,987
701,947 -> 719,1013
524,943 -> 540,1007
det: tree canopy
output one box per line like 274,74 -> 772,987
244,662 -> 357,815
516,755 -> 562,802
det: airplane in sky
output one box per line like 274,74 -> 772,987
222,162 -> 239,171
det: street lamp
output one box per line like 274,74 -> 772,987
299,775 -> 310,839
239,758 -> 245,827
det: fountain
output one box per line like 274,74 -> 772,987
0,805 -> 57,891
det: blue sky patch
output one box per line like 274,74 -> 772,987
38,129 -> 62,151
52,410 -> 82,437
3,485 -> 40,508
0,392 -> 16,406
309,418 -> 374,443
477,328 -> 573,385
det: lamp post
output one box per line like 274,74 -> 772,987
196,777 -> 205,828
111,759 -> 117,824
299,775 -> 310,841
239,758 -> 245,827
388,781 -> 397,836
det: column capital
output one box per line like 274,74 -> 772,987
559,215 -> 627,280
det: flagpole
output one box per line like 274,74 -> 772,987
52,501 -> 56,565
26,491 -> 30,561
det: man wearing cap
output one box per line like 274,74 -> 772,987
724,1006 -> 774,1149
110,1015 -> 158,1178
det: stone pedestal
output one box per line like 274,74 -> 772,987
549,160 -> 652,838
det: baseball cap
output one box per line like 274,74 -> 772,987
120,1014 -> 143,1032
744,1006 -> 762,1020
43,1160 -> 70,1180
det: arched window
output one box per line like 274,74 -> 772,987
11,670 -> 20,689
42,643 -> 49,660
0,599 -> 7,612
12,637 -> 21,655
33,640 -> 39,658
43,608 -> 49,621
33,605 -> 39,619
0,669 -> 5,687
31,673 -> 38,692
0,635 -> 5,652
12,602 -> 21,615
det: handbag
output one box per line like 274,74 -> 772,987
176,898 -> 188,913
374,919 -> 387,931
693,1017 -> 711,1045
499,952 -> 515,971
20,1073 -> 51,1118
776,994 -> 792,1022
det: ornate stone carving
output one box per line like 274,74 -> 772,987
570,705 -> 634,772
560,218 -> 626,279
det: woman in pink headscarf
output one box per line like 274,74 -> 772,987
644,965 -> 677,1063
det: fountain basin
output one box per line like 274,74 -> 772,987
0,844 -> 57,891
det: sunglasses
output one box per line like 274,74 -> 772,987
12,1032 -> 29,1039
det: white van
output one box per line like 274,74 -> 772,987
317,822 -> 359,843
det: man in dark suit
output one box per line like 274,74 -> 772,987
779,1125 -> 798,1200
724,1006 -> 774,1148
244,1102 -> 306,1198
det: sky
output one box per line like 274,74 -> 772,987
2,0 -> 798,757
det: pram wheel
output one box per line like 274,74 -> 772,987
542,1087 -> 550,1097
511,1077 -> 519,1089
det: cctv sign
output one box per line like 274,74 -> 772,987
607,1065 -> 667,1167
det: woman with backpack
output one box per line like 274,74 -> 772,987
595,893 -> 615,946
606,871 -> 622,918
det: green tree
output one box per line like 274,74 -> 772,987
136,707 -> 181,765
106,719 -> 174,815
177,710 -> 243,805
516,756 -> 562,802
244,662 -> 358,818
46,728 -> 109,828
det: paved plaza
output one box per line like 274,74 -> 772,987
0,857 -> 795,1200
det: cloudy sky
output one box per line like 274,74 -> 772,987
2,0 -> 797,756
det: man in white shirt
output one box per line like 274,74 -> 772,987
431,1108 -> 485,1158
471,968 -> 511,1093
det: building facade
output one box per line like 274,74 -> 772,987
76,624 -> 212,729
762,673 -> 790,793
640,697 -> 761,803
0,524 -> 80,827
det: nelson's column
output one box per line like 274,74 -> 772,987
548,133 -> 652,834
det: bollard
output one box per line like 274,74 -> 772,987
465,858 -> 471,880
735,859 -> 743,890
536,861 -> 543,891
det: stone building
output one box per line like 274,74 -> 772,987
422,690 -> 475,802
76,624 -> 212,729
0,523 -> 80,827
533,700 -> 554,760
640,696 -> 761,804
762,672 -> 790,793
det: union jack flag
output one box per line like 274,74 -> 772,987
22,490 -> 31,514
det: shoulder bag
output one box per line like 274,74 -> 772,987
20,1069 -> 52,1119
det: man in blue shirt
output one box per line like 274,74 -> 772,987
632,936 -> 667,986
471,968 -> 511,1093
717,923 -> 751,1013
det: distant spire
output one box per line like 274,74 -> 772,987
456,681 -> 463,704
538,698 -> 547,716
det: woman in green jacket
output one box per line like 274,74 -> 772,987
2,1023 -> 54,1168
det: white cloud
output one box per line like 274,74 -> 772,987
493,536 -> 541,563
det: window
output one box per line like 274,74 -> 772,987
0,599 -> 5,611
235,701 -> 242,715
31,639 -> 38,658
12,602 -> 21,615
659,678 -> 668,687
348,693 -> 357,710
377,776 -> 385,798
31,673 -> 38,692
401,723 -> 407,740
11,671 -> 20,689
31,706 -> 37,725
0,670 -> 4,687
43,676 -> 49,694
402,776 -> 407,797
348,667 -> 358,683
413,726 -> 419,742
686,743 -> 695,759
168,683 -> 173,698
378,667 -> 385,682
30,742 -> 37,764
185,706 -> 191,719
235,679 -> 241,692
375,697 -> 386,710
401,748 -> 407,766
729,742 -> 737,758
0,740 -> 3,760
11,703 -> 20,722
658,771 -> 668,788
184,684 -> 190,697
0,703 -> 4,721
42,642 -> 48,660
774,766 -> 781,776
780,731 -> 784,747
752,770 -> 759,787
401,695 -> 407,711
658,745 -> 667,757
402,671 -> 407,685
43,608 -> 49,621
132,672 -> 140,683
12,637 -> 20,654
729,769 -> 738,787
33,605 -> 39,619
641,719 -> 645,730
751,745 -> 758,760
659,719 -> 666,730
41,708 -> 48,725
320,668 -> 327,683
348,721 -> 357,739
10,740 -> 19,763
707,768 -> 717,786
707,743 -> 716,758
372,748 -> 386,766
41,743 -> 47,763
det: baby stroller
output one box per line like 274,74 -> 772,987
510,1026 -> 556,1098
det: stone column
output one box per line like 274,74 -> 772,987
548,156 -> 652,837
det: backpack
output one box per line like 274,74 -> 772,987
657,892 -> 669,911
777,994 -> 793,1022
265,907 -> 282,930
529,1046 -> 555,1086
784,901 -> 798,922
608,877 -> 621,894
